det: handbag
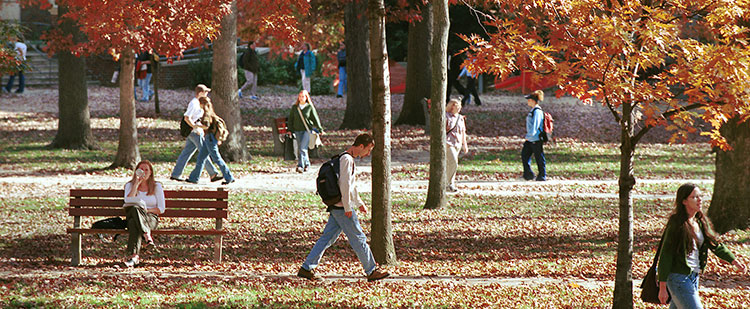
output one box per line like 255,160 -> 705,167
297,106 -> 323,149
180,117 -> 191,137
640,229 -> 670,304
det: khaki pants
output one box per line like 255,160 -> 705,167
240,70 -> 257,96
126,206 -> 158,256
446,145 -> 460,187
301,69 -> 311,93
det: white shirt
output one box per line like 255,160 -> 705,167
184,97 -> 205,134
14,42 -> 27,61
446,112 -> 465,149
686,223 -> 704,273
335,154 -> 364,213
123,182 -> 165,214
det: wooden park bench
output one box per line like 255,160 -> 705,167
66,188 -> 228,266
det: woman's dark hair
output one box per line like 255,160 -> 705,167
665,183 -> 719,255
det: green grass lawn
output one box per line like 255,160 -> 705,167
2,191 -> 748,307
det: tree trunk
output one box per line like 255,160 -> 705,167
395,3 -> 432,126
708,117 -> 750,234
49,5 -> 98,150
153,56 -> 160,114
109,48 -> 140,169
340,0 -> 372,130
212,0 -> 248,162
368,0 -> 397,265
613,102 -> 635,309
423,0 -> 449,210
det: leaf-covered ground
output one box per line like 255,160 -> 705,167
0,87 -> 747,307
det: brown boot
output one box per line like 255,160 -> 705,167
297,267 -> 321,281
366,268 -> 390,282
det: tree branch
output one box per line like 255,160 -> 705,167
632,102 -> 704,144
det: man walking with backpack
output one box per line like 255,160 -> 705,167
297,133 -> 390,282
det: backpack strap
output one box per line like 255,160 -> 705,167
531,106 -> 545,133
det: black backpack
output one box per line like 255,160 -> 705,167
91,217 -> 127,229
180,117 -> 191,137
316,152 -> 352,207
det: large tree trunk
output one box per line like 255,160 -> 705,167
340,0 -> 372,130
109,48 -> 140,169
423,0 -> 449,210
395,3 -> 432,126
708,117 -> 750,234
213,0 -> 248,162
49,5 -> 98,150
613,102 -> 636,309
368,0 -> 396,265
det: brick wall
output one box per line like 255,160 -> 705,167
85,56 -> 196,90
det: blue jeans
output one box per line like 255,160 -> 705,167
521,140 -> 546,180
171,132 -> 218,179
302,208 -> 377,276
295,130 -> 310,168
337,66 -> 347,96
137,73 -> 153,101
667,272 -> 702,309
5,70 -> 24,93
188,133 -> 233,183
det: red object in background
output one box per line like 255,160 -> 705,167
389,60 -> 406,94
494,71 -> 555,93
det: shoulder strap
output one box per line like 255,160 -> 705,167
297,106 -> 311,133
532,107 -> 545,132
447,114 -> 461,134
650,228 -> 668,269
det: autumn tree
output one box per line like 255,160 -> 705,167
341,0 -> 373,130
48,4 -> 98,150
369,0 -> 397,265
463,1 -> 750,307
41,0 -> 231,169
395,1 -> 432,126
423,0 -> 449,210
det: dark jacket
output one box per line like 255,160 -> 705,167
657,218 -> 735,282
241,48 -> 259,73
287,103 -> 323,133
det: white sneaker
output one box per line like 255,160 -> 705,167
124,256 -> 139,267
296,166 -> 304,173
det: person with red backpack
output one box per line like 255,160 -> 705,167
522,90 -> 547,181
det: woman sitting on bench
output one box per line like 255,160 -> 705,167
123,160 -> 165,267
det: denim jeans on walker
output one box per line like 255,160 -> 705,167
667,272 -> 702,309
302,208 -> 377,276
188,133 -> 234,183
337,66 -> 347,96
137,73 -> 153,101
294,130 -> 311,168
5,70 -> 24,93
171,132 -> 218,179
521,140 -> 546,181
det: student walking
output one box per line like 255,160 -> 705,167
170,84 -> 222,183
297,133 -> 390,282
239,41 -> 259,100
287,90 -> 324,173
521,90 -> 547,181
657,183 -> 747,307
336,42 -> 346,98
295,43 -> 316,93
135,51 -> 154,102
3,35 -> 27,94
445,99 -> 468,192
187,96 -> 235,185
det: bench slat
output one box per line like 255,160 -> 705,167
69,208 -> 228,218
70,189 -> 228,199
67,228 -> 227,235
69,199 -> 228,209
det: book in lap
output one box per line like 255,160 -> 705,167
123,196 -> 147,210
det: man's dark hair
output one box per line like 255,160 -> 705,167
352,133 -> 374,147
248,41 -> 254,46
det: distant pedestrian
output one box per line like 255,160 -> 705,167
657,183 -> 747,307
521,90 -> 546,181
336,42 -> 346,98
3,35 -> 27,94
297,133 -> 391,282
135,51 -> 154,101
287,90 -> 324,173
187,96 -> 234,185
239,41 -> 259,100
170,84 -> 222,183
446,53 -> 467,103
445,99 -> 468,192
458,66 -> 481,106
295,43 -> 316,93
